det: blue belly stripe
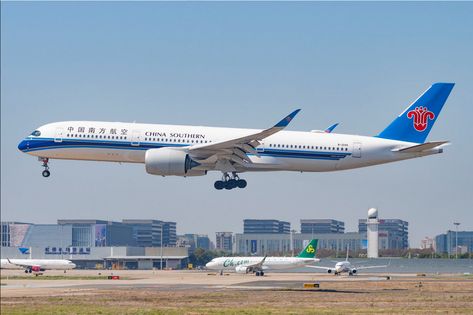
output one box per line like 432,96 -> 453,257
22,138 -> 351,160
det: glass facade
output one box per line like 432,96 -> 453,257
359,218 -> 409,249
300,219 -> 345,234
435,231 -> 473,254
72,224 -> 93,246
244,219 -> 290,234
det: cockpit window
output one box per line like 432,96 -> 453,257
31,130 -> 41,137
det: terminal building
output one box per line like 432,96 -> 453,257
234,232 -> 363,255
121,220 -> 176,247
234,217 -> 409,255
435,230 -> 473,254
1,219 -> 186,269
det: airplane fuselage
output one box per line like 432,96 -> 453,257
335,261 -> 352,274
0,259 -> 76,270
18,121 -> 442,174
205,256 -> 318,271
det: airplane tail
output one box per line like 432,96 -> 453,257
297,239 -> 318,258
377,83 -> 454,143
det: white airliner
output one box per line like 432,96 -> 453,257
0,258 -> 76,274
306,246 -> 387,276
18,83 -> 454,189
205,239 -> 319,276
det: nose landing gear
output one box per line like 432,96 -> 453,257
40,158 -> 50,177
214,172 -> 247,190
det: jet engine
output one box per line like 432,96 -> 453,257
351,269 -> 357,274
235,265 -> 250,274
145,148 -> 206,177
31,266 -> 42,272
327,269 -> 333,274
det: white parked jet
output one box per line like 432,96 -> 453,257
205,239 -> 319,276
18,83 -> 454,189
1,258 -> 76,274
306,246 -> 387,276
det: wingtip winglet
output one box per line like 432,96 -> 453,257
325,123 -> 339,133
274,109 -> 301,128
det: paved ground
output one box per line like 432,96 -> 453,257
2,269 -> 473,314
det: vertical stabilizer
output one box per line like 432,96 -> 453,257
297,239 -> 318,258
377,83 -> 454,143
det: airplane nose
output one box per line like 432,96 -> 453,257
18,139 -> 28,152
205,261 -> 214,269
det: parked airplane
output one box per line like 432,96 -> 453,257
0,258 -> 76,274
18,83 -> 454,190
306,246 -> 387,276
205,239 -> 319,276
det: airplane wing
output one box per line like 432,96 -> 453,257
246,255 -> 267,271
353,264 -> 388,270
188,109 -> 301,167
392,141 -> 449,153
305,265 -> 333,271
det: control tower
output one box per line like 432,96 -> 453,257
367,208 -> 379,258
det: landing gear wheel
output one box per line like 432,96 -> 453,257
226,179 -> 237,189
214,181 -> 224,190
237,179 -> 247,189
215,172 -> 247,190
40,158 -> 51,177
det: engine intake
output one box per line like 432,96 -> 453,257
235,265 -> 250,274
145,148 -> 206,177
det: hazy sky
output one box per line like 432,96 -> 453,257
2,2 -> 472,247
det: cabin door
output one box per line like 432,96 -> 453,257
54,127 -> 64,143
131,130 -> 141,146
352,142 -> 361,158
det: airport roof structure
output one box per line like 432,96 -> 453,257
104,256 -> 187,260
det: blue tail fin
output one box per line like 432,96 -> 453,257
377,83 -> 454,143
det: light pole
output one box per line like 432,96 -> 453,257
291,229 -> 296,257
454,222 -> 460,259
160,226 -> 163,270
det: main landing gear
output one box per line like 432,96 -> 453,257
214,172 -> 247,190
40,158 -> 50,177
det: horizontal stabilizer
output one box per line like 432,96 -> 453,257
393,141 -> 449,153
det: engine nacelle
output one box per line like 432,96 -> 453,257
235,265 -> 249,274
145,148 -> 206,177
352,269 -> 357,274
31,265 -> 42,272
327,269 -> 333,274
